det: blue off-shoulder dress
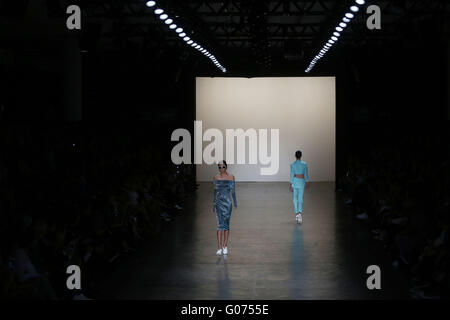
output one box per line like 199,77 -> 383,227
213,179 -> 237,231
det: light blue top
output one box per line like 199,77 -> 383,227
290,160 -> 309,186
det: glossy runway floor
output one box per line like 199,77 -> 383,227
99,182 -> 409,299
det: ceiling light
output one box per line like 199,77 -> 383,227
350,6 -> 359,12
345,12 -> 354,19
144,2 -> 226,72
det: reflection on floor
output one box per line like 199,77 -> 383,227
98,182 -> 409,299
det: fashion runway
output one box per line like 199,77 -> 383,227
99,182 -> 409,299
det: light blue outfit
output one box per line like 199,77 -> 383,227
290,160 -> 309,214
213,180 -> 237,231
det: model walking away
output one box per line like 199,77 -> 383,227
290,150 -> 309,224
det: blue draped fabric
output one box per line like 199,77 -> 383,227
213,180 -> 237,231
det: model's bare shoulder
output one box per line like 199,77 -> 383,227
231,175 -> 235,181
213,175 -> 218,181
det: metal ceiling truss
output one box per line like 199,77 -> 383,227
21,0 -> 448,69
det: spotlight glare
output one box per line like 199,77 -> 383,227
165,19 -> 173,25
350,6 -> 359,12
336,27 -> 343,32
331,36 -> 338,41
146,1 -> 156,8
183,37 -> 190,41
343,17 -> 350,23
179,33 -> 186,37
159,14 -> 168,20
356,0 -> 365,5
339,22 -> 347,28
154,8 -> 164,15
333,32 -> 340,37
169,24 -> 177,29
345,12 -> 354,19
176,28 -> 183,33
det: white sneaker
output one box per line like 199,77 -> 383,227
216,248 -> 222,255
222,247 -> 228,255
297,213 -> 302,224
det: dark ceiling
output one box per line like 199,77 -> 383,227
0,0 -> 449,75
77,0 -> 449,71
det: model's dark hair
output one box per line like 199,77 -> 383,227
295,150 -> 302,159
219,160 -> 227,168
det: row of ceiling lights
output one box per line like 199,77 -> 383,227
145,1 -> 227,72
305,0 -> 366,73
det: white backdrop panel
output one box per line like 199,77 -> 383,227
196,77 -> 335,182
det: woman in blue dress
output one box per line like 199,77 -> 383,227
290,150 -> 309,224
213,160 -> 237,255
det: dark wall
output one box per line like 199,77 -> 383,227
334,39 -> 448,183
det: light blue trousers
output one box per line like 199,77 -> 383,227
292,183 -> 305,214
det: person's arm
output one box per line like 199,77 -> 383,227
290,163 -> 294,185
304,164 -> 309,182
213,176 -> 217,212
231,176 -> 237,207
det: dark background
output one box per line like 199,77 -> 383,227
0,0 -> 449,300
0,0 -> 448,180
